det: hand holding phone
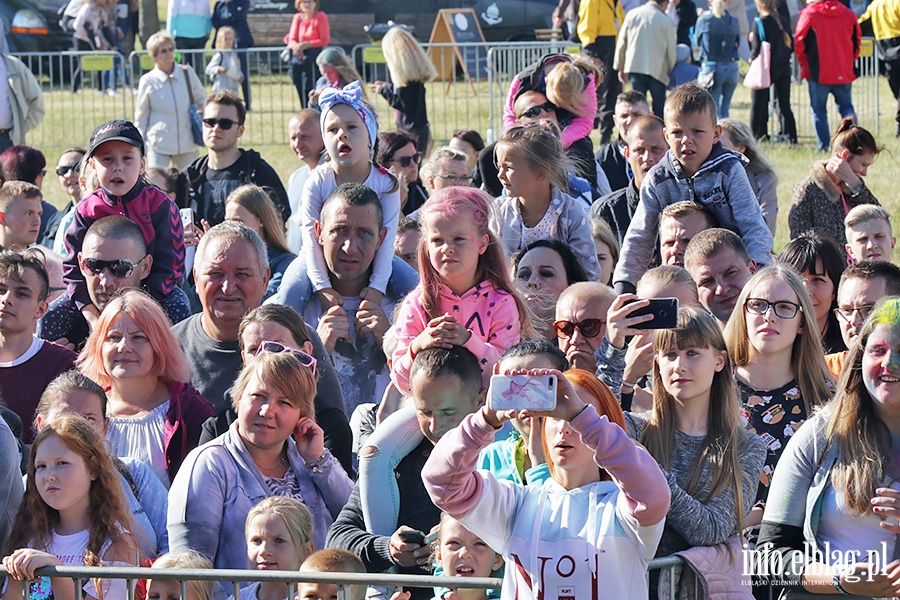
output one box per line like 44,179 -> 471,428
488,374 -> 557,412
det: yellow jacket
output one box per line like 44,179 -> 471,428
860,0 -> 900,40
578,0 -> 625,45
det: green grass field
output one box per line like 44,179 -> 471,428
28,69 -> 900,258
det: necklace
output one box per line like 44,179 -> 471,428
254,453 -> 288,472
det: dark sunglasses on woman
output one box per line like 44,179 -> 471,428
392,153 -> 422,168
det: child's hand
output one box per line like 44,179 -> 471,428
317,305 -> 350,355
410,315 -> 465,354
218,66 -> 226,73
430,314 -> 471,346
3,548 -> 62,581
388,592 -> 411,600
316,288 -> 343,311
356,299 -> 390,346
293,416 -> 325,465
359,287 -> 384,305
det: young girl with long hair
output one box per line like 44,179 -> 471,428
231,496 -> 315,600
724,266 -> 834,527
34,371 -> 170,560
392,186 -> 530,391
300,81 -> 400,312
372,26 -> 438,156
756,297 -> 900,597
360,187 -> 530,543
632,307 -> 766,592
225,184 -> 296,300
491,124 -> 601,281
309,48 -> 365,108
2,416 -> 139,600
719,118 -> 779,236
423,367 -> 670,599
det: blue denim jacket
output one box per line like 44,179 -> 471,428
694,12 -> 740,63
269,255 -> 419,315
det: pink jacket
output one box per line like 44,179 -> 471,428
391,281 -> 521,394
502,72 -> 597,148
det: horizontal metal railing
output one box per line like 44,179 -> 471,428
0,556 -> 698,599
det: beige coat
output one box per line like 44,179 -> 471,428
5,55 -> 44,146
613,1 -> 677,85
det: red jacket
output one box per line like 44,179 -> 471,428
795,0 -> 861,85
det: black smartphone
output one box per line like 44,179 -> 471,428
399,530 -> 426,546
628,297 -> 679,329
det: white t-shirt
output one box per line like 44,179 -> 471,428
305,294 -> 396,416
19,528 -> 133,599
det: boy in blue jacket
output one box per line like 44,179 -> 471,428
613,84 -> 772,293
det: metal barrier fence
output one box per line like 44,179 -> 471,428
13,40 -> 885,156
0,556 -> 705,599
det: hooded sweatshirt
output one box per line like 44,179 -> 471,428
795,0 -> 861,84
391,280 -> 521,394
612,141 -> 773,288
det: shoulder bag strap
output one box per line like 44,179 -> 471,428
182,64 -> 196,105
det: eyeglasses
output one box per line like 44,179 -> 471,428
56,163 -> 81,176
157,47 -> 175,54
258,340 -> 318,375
391,153 -> 422,168
434,174 -> 472,183
553,318 -> 604,339
519,102 -> 555,120
834,305 -> 875,322
744,298 -> 802,319
81,257 -> 138,279
202,117 -> 238,130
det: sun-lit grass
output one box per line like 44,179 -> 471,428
28,61 -> 900,258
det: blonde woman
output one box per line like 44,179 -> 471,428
418,146 -> 471,196
224,184 -> 296,300
372,26 -> 438,155
719,118 -> 779,235
308,47 -> 365,107
724,265 -> 834,527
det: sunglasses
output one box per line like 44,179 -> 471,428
391,153 -> 422,168
519,102 -> 555,120
202,117 -> 238,130
258,340 -> 318,375
81,257 -> 138,279
56,163 -> 81,176
434,174 -> 472,183
553,318 -> 604,339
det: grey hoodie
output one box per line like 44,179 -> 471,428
613,141 -> 773,288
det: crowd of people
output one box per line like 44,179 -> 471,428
1,0 -> 900,595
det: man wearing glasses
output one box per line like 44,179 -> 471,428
185,91 -> 289,228
553,281 -> 616,372
825,260 -> 900,378
39,216 -> 152,351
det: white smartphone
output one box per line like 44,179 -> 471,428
179,208 -> 193,229
488,374 -> 557,412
